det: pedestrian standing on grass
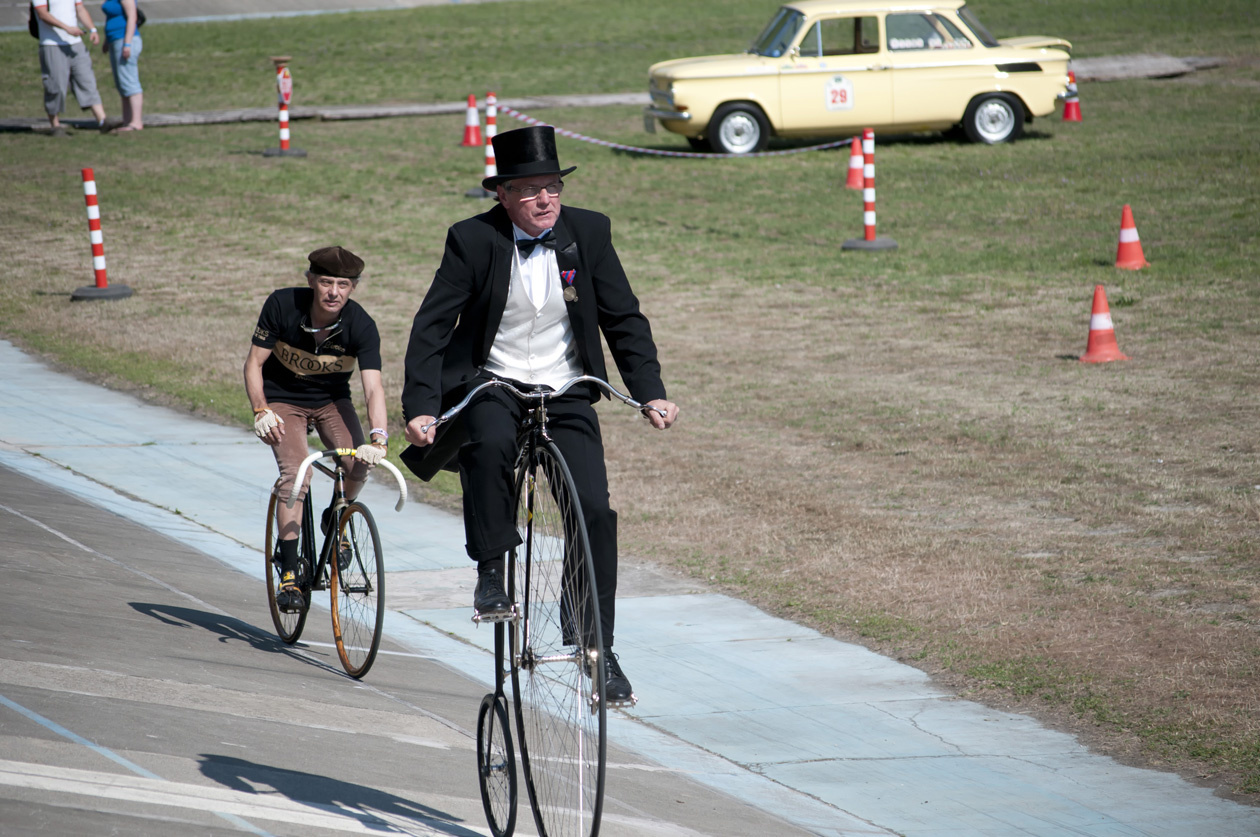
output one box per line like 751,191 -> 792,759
244,246 -> 390,612
100,0 -> 143,131
31,0 -> 109,135
400,125 -> 680,703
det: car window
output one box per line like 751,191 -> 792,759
750,7 -> 805,57
957,5 -> 1000,47
798,16 -> 880,57
886,13 -> 973,51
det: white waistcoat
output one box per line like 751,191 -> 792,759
483,249 -> 582,388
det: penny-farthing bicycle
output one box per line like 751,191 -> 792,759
423,376 -> 663,837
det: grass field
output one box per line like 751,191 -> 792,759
3,0 -> 1259,799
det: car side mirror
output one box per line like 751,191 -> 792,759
788,45 -> 800,61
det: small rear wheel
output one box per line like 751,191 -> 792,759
330,502 -> 385,678
477,693 -> 517,837
707,102 -> 770,155
962,93 -> 1025,144
265,489 -> 308,644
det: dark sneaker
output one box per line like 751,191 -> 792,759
473,567 -> 512,619
276,571 -> 305,613
599,649 -> 635,704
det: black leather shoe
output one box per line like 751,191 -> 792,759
473,568 -> 511,617
600,649 -> 634,703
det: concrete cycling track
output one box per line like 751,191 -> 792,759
2,337 -> 1258,837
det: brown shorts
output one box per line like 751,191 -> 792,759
269,399 -> 367,503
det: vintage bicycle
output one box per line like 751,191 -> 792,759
263,447 -> 406,678
421,375 -> 665,837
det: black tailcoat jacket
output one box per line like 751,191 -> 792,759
400,203 -> 666,480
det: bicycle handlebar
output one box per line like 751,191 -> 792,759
286,449 -> 408,512
420,375 -> 666,435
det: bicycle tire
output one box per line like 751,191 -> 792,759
265,488 -> 309,644
510,440 -> 607,837
477,692 -> 518,837
329,502 -> 385,678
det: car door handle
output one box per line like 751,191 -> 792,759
867,64 -> 888,71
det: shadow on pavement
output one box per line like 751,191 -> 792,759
197,753 -> 483,836
128,602 -> 347,677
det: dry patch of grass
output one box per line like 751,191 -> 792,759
605,278 -> 1260,796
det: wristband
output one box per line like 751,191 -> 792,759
369,428 -> 388,441
90,28 -> 98,33
123,42 -> 131,47
253,407 -> 271,415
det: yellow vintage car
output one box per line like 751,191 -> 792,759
645,0 -> 1072,153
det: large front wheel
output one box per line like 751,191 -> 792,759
330,502 -> 385,678
511,442 -> 607,837
265,488 -> 308,644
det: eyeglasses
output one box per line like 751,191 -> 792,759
504,181 -> 564,199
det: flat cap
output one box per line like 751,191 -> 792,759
307,245 -> 364,280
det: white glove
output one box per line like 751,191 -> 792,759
253,408 -> 284,438
355,442 -> 387,466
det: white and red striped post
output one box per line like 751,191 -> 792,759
83,168 -> 107,287
842,128 -> 897,251
277,66 -> 291,151
264,56 -> 306,157
466,91 -> 498,198
861,128 -> 877,240
72,168 -> 132,300
484,91 -> 498,180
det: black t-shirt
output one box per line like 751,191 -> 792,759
251,287 -> 382,406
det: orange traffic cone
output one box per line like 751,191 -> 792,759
460,94 -> 482,147
1080,285 -> 1130,363
1062,71 -> 1081,122
1115,204 -> 1150,270
845,136 -> 864,189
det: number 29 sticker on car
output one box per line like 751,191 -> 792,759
825,75 -> 854,111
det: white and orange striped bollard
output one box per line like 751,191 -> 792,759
842,128 -> 898,251
264,57 -> 307,158
72,168 -> 132,300
467,91 -> 499,198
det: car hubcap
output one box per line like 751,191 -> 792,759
975,99 -> 1015,142
719,112 -> 760,154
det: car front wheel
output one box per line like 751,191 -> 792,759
962,93 -> 1025,144
707,103 -> 770,155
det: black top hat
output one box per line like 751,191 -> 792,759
482,125 -> 577,191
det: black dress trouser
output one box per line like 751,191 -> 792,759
457,381 -> 619,647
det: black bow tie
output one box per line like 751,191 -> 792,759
516,231 -> 556,257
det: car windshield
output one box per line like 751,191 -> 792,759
957,5 -> 1000,47
749,7 -> 805,57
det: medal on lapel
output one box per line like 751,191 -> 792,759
561,269 -> 578,302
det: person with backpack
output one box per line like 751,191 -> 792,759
99,0 -> 144,132
31,0 -> 110,135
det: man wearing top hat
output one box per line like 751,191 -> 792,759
401,125 -> 679,701
245,246 -> 390,612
